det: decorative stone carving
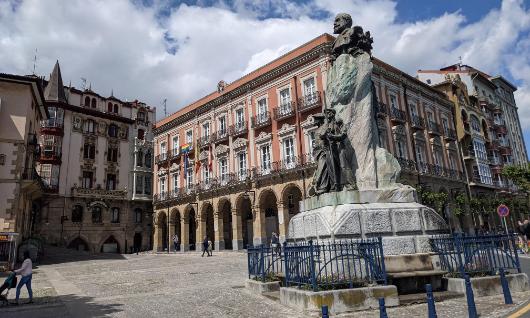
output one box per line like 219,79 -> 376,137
97,122 -> 106,135
215,144 -> 229,156
255,131 -> 272,145
277,123 -> 296,138
232,138 -> 247,151
199,150 -> 209,162
72,116 -> 82,131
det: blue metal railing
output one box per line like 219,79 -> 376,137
247,238 -> 387,291
430,233 -> 521,277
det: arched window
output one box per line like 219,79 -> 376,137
92,206 -> 102,223
84,119 -> 95,133
91,98 -> 97,108
84,96 -> 90,107
134,208 -> 142,223
108,124 -> 118,138
111,207 -> 120,223
145,150 -> 152,168
137,129 -> 145,140
470,115 -> 481,132
136,150 -> 144,167
72,205 -> 83,223
113,104 -> 118,114
107,102 -> 113,112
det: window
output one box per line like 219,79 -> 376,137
82,171 -> 93,188
84,119 -> 95,134
442,117 -> 449,133
91,98 -> 97,109
159,176 -> 166,195
219,158 -> 228,184
172,136 -> 179,153
172,173 -> 179,191
43,135 -> 61,157
136,150 -> 144,167
186,167 -> 193,189
113,104 -> 118,114
107,102 -> 113,112
202,122 -> 210,138
389,95 -> 398,109
92,206 -> 102,223
473,138 -> 487,161
144,175 -> 152,195
448,154 -> 457,171
235,109 -> 244,128
202,166 -> 210,185
308,131 -> 316,160
257,98 -> 267,116
145,151 -> 152,168
134,208 -> 142,223
415,144 -> 425,164
238,152 -> 247,180
72,205 -> 83,223
433,149 -> 443,167
47,106 -> 64,127
261,145 -> 271,174
283,138 -> 295,168
303,77 -> 316,99
186,130 -> 193,144
395,139 -> 407,159
160,142 -> 167,159
40,164 -> 52,185
107,147 -> 118,162
135,174 -> 143,194
137,129 -> 145,140
111,207 -> 120,223
137,111 -> 145,121
218,116 -> 227,134
470,115 -> 481,133
83,144 -> 95,159
280,88 -> 291,106
478,163 -> 493,185
108,124 -> 118,138
409,103 -> 417,117
106,174 -> 116,190
84,96 -> 90,107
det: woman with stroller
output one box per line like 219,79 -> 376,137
13,250 -> 33,305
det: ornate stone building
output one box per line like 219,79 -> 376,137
0,73 -> 48,244
152,34 -> 466,252
34,62 -> 155,253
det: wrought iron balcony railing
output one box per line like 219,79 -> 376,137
212,129 -> 229,143
410,114 -> 425,129
443,127 -> 457,140
297,92 -> 322,113
198,135 -> 211,148
273,101 -> 296,120
40,119 -> 64,129
229,122 -> 248,137
427,121 -> 442,135
389,107 -> 406,122
251,112 -> 272,128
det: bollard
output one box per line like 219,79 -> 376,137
499,268 -> 513,304
321,305 -> 329,318
464,274 -> 478,318
379,297 -> 388,318
426,284 -> 438,318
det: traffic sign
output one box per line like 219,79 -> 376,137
497,204 -> 510,217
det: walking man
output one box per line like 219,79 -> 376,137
14,250 -> 33,305
201,236 -> 210,257
173,234 -> 179,252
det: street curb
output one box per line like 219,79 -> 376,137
504,299 -> 530,318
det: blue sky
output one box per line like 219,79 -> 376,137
1,0 -> 530,157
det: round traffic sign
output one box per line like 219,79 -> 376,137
497,204 -> 510,217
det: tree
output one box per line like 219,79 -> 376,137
502,163 -> 530,192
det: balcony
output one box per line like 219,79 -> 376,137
396,157 -> 417,172
135,138 -> 153,148
410,114 -> 425,129
198,135 -> 212,148
135,117 -> 149,126
462,146 -> 476,159
39,150 -> 62,164
169,148 -> 181,160
155,151 -> 169,165
212,129 -> 229,143
71,186 -> 127,199
273,102 -> 296,121
297,92 -> 322,113
40,119 -> 64,135
470,172 -> 494,187
229,122 -> 248,137
389,107 -> 406,123
375,102 -> 389,117
427,121 -> 442,136
488,156 -> 501,166
252,111 -> 272,129
443,127 -> 457,140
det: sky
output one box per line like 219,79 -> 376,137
1,0 -> 530,156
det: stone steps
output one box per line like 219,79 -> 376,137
398,291 -> 464,305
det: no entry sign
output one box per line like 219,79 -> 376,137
497,204 -> 510,217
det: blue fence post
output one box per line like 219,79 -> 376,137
377,236 -> 387,285
464,274 -> 478,318
260,244 -> 265,283
426,284 -> 437,318
378,297 -> 388,318
455,233 -> 466,278
247,248 -> 251,279
510,235 -> 522,273
321,305 -> 329,318
283,242 -> 289,287
309,240 -> 317,292
499,268 -> 513,304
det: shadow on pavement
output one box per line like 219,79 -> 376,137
1,294 -> 123,318
38,246 -> 127,266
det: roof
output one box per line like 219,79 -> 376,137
44,60 -> 67,103
490,75 -> 517,91
155,33 -> 335,128
0,72 -> 48,118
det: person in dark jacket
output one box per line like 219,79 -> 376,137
201,236 -> 211,257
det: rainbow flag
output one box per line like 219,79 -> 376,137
181,143 -> 191,153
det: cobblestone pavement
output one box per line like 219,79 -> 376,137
1,247 -> 529,318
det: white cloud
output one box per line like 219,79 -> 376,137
1,0 -> 530,142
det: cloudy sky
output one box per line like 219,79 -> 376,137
1,0 -> 530,154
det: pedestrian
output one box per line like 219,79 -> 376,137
207,239 -> 213,257
13,250 -> 33,305
173,234 -> 179,252
271,232 -> 280,255
201,236 -> 209,257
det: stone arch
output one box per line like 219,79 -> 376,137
281,183 -> 304,219
100,235 -> 120,253
200,202 -> 215,249
184,204 -> 197,251
67,236 -> 90,252
258,188 -> 279,245
218,198 -> 233,250
156,211 -> 168,252
236,193 -> 254,248
170,208 -> 182,249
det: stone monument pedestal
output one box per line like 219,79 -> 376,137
287,189 -> 448,255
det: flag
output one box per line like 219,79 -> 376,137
208,144 -> 212,171
195,137 -> 200,173
184,151 -> 188,179
181,143 -> 191,153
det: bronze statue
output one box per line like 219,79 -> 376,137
331,13 -> 373,63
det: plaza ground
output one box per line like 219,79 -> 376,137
1,248 -> 530,318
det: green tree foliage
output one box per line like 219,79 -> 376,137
502,163 -> 530,192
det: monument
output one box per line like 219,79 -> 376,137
288,13 -> 448,255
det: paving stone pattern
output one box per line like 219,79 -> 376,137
1,247 -> 529,318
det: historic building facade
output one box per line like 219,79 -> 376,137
152,34 -> 467,252
34,62 -> 156,253
0,73 -> 48,244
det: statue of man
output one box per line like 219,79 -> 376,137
331,13 -> 373,62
